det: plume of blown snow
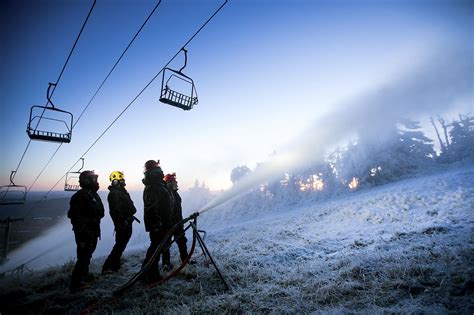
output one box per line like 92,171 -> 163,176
200,48 -> 473,213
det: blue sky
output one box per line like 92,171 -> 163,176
0,0 -> 472,192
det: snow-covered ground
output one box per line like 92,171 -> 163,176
1,165 -> 473,314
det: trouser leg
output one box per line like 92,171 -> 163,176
142,230 -> 163,281
103,224 -> 132,272
174,225 -> 188,262
161,235 -> 172,267
71,230 -> 97,289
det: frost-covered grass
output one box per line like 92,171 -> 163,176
0,166 -> 473,314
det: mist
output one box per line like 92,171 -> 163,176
0,191 -> 150,273
200,48 -> 473,213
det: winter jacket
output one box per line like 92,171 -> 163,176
171,190 -> 183,225
107,185 -> 137,229
68,189 -> 105,237
142,169 -> 174,232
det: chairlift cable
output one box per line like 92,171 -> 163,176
24,0 -> 164,194
28,0 -> 229,212
53,0 -> 96,95
9,0 -> 229,278
8,0 -> 96,184
30,0 -> 96,136
73,0 -> 163,128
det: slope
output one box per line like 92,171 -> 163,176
0,165 -> 473,314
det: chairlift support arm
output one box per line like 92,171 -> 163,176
28,106 -> 74,131
47,82 -> 57,108
9,171 -> 16,186
179,48 -> 188,73
76,158 -> 85,173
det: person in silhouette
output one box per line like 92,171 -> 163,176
161,173 -> 194,270
140,160 -> 174,283
102,171 -> 137,274
67,170 -> 104,292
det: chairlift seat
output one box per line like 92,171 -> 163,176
160,86 -> 198,111
64,184 -> 81,191
0,198 -> 25,206
27,128 -> 71,143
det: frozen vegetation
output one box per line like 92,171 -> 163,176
0,164 -> 473,314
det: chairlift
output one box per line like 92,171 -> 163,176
26,83 -> 73,143
0,171 -> 27,205
64,158 -> 84,191
159,48 -> 198,111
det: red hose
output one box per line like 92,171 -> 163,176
147,225 -> 197,288
79,219 -> 198,314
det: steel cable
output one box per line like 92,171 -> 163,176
28,0 -> 228,211
7,0 -> 97,183
25,0 -> 164,194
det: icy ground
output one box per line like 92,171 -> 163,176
1,165 -> 473,314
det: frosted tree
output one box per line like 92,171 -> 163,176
447,114 -> 474,162
395,119 -> 436,167
182,179 -> 213,213
230,165 -> 251,184
337,119 -> 435,186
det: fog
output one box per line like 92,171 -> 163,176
0,185 -> 216,273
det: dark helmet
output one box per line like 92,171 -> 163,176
144,159 -> 160,172
79,170 -> 98,189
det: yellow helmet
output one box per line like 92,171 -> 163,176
109,171 -> 124,182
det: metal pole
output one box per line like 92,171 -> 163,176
1,217 -> 24,261
2,217 -> 10,260
191,222 -> 229,291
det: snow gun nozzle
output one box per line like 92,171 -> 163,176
181,212 -> 199,225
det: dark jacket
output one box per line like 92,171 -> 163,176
68,189 -> 105,237
108,185 -> 137,229
142,169 -> 174,232
171,190 -> 183,224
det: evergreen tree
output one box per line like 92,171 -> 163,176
447,114 -> 474,161
230,165 -> 251,184
336,119 -> 435,186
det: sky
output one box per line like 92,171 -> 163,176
0,0 -> 472,193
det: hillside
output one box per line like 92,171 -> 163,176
0,166 -> 473,314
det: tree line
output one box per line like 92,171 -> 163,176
228,113 -> 473,209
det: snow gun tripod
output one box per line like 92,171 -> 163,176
113,212 -> 229,296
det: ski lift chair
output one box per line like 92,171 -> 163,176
26,83 -> 73,143
0,171 -> 27,205
64,158 -> 84,191
159,48 -> 198,111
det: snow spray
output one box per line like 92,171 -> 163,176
199,48 -> 473,215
